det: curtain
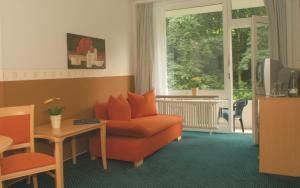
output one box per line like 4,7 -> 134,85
152,1 -> 168,95
135,3 -> 155,94
135,2 -> 168,95
286,0 -> 300,69
264,0 -> 288,67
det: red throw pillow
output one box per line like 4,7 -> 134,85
127,90 -> 157,118
107,95 -> 131,120
95,102 -> 109,120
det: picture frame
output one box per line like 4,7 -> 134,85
67,33 -> 106,69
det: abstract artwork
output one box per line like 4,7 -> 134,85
67,33 -> 106,69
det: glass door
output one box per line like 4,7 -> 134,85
163,1 -> 232,133
251,16 -> 269,144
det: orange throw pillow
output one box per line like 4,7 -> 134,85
127,90 -> 157,118
95,102 -> 109,120
107,95 -> 131,120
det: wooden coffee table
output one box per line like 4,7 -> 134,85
0,135 -> 13,154
34,119 -> 107,188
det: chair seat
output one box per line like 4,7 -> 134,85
222,110 -> 241,120
0,152 -> 55,175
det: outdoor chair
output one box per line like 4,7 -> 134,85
220,99 -> 248,132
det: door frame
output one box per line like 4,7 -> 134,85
164,0 -> 234,131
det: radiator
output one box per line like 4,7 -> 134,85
157,99 -> 219,131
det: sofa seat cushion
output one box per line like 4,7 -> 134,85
107,115 -> 182,138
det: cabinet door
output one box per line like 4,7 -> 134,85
259,98 -> 300,177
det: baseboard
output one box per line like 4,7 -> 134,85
183,128 -> 252,134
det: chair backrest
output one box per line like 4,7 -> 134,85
234,99 -> 248,117
0,105 -> 34,152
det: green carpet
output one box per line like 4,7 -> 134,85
12,132 -> 300,188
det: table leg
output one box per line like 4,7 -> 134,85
55,141 -> 64,188
71,137 -> 77,165
26,148 -> 31,184
33,175 -> 38,188
100,126 -> 107,170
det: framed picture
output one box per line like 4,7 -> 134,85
67,33 -> 106,69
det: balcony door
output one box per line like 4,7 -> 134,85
251,16 -> 269,144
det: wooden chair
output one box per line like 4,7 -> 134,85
0,105 -> 62,188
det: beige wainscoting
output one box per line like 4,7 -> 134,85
1,75 -> 134,160
0,81 -> 4,107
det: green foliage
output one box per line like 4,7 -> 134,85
233,81 -> 252,100
232,7 -> 266,19
47,106 -> 64,116
166,11 -> 224,90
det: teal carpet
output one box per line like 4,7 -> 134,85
12,132 -> 300,188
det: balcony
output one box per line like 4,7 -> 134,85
157,95 -> 253,134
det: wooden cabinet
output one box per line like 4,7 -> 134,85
259,97 -> 300,177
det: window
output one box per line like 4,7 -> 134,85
166,5 -> 224,93
164,0 -> 268,97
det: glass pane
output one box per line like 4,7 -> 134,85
166,4 -> 224,91
232,7 -> 266,19
232,24 -> 269,100
232,28 -> 252,100
257,24 -> 269,62
255,23 -> 269,95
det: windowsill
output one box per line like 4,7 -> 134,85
157,94 -> 219,97
167,89 -> 228,98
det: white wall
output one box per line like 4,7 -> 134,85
0,14 -> 3,81
0,0 -> 134,80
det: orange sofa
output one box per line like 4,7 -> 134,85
89,105 -> 182,167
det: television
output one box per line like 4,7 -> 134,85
256,58 -> 299,96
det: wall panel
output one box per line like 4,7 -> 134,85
3,75 -> 134,160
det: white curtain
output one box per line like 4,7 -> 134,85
264,0 -> 288,67
286,0 -> 300,69
135,3 -> 155,94
135,2 -> 168,95
152,1 -> 168,95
